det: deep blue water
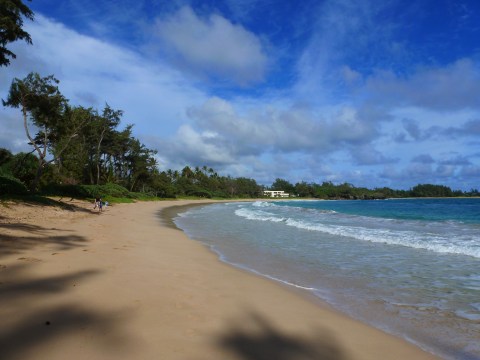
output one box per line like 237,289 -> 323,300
174,198 -> 480,360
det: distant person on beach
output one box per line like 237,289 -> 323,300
93,197 -> 102,211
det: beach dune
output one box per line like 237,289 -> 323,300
0,200 -> 438,359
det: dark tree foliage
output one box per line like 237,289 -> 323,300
271,178 -> 295,194
0,147 -> 13,166
410,184 -> 453,198
3,72 -> 70,191
0,0 -> 34,66
265,181 -> 467,200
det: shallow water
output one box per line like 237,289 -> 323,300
174,198 -> 480,360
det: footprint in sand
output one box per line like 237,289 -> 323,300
113,245 -> 131,251
17,257 -> 41,262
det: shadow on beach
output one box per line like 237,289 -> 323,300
0,264 -> 132,359
0,206 -> 133,358
0,222 -> 88,258
217,312 -> 345,360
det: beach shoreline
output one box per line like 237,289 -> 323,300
0,199 -> 439,359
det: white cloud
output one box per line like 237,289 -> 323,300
0,110 -> 30,153
412,154 -> 435,164
170,124 -> 234,165
157,96 -> 383,175
293,0 -> 397,100
366,59 -> 480,110
349,144 -> 398,165
153,6 -> 268,85
0,14 -> 207,151
341,65 -> 362,85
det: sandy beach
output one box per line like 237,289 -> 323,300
0,199 -> 439,360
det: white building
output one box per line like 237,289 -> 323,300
263,190 -> 289,198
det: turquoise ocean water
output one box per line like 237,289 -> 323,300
174,198 -> 480,359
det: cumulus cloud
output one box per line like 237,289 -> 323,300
167,125 -> 234,165
402,119 -> 424,140
158,96 -> 383,173
460,165 -> 480,178
350,144 -> 398,165
443,118 -> 480,137
190,97 -> 377,152
0,110 -> 30,153
367,59 -> 480,110
0,14 -> 207,151
411,154 -> 435,164
341,65 -> 362,85
293,0 -> 401,100
439,155 -> 471,166
153,6 -> 268,85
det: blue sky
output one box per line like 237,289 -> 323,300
1,0 -> 480,190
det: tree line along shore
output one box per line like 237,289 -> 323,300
1,138 -> 478,203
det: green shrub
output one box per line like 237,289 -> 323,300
101,183 -> 130,198
40,182 -> 132,199
41,184 -> 92,198
0,175 -> 28,195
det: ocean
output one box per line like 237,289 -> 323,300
173,198 -> 480,360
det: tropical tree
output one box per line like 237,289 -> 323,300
0,0 -> 34,67
2,73 -> 85,191
410,184 -> 453,197
271,178 -> 295,194
295,181 -> 314,197
7,151 -> 37,187
0,147 -> 13,167
92,104 -> 122,184
52,106 -> 95,183
234,177 -> 261,198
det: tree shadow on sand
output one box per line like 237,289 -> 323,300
1,196 -> 95,214
0,265 -> 133,359
0,303 -> 131,359
0,200 -> 136,358
0,263 -> 99,300
0,222 -> 88,258
217,312 -> 345,360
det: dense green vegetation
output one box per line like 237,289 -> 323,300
1,141 -> 478,201
269,179 -> 478,199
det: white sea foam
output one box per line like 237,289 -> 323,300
455,310 -> 480,322
234,208 -> 286,222
289,219 -> 480,258
235,205 -> 480,258
247,269 -> 317,291
252,201 -> 276,207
